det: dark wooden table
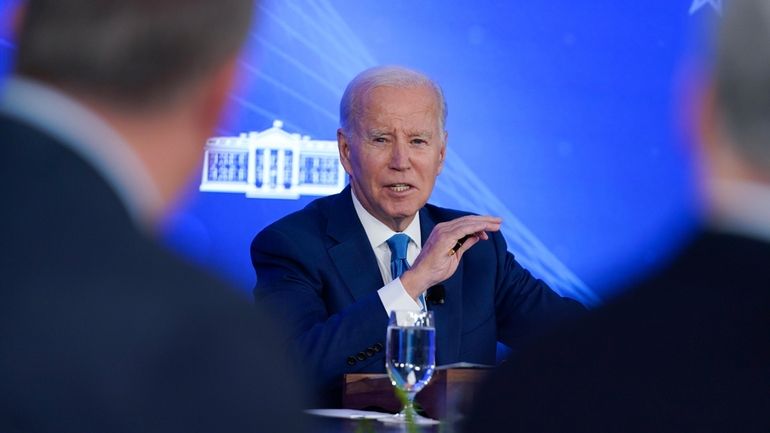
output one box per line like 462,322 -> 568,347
302,367 -> 487,433
343,368 -> 489,420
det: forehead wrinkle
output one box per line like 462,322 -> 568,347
352,86 -> 444,139
364,107 -> 440,131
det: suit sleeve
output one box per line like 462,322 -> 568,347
490,231 -> 586,350
251,225 -> 389,389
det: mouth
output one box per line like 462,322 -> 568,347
387,183 -> 413,193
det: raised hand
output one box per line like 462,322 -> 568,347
400,215 -> 502,300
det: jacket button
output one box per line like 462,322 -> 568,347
365,348 -> 375,357
356,352 -> 367,361
346,356 -> 357,366
373,343 -> 384,352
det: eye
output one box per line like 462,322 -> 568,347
411,138 -> 428,146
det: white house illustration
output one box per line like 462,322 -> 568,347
200,120 -> 346,199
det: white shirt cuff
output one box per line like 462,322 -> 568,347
377,277 -> 422,314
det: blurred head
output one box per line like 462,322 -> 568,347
337,66 -> 448,232
12,0 -> 256,219
14,0 -> 255,110
712,0 -> 770,176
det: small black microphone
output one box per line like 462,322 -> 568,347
426,284 -> 445,305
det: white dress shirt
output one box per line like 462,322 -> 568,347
350,190 -> 424,314
0,76 -> 163,231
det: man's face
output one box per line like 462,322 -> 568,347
338,85 -> 446,232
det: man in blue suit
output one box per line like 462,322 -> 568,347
251,66 -> 584,404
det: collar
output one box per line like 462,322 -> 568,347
709,178 -> 770,244
0,76 -> 164,231
350,187 -> 422,250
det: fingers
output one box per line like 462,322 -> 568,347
404,215 -> 503,295
443,216 -> 501,236
448,234 -> 473,256
441,215 -> 501,256
452,233 -> 481,257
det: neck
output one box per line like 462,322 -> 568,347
387,216 -> 414,233
350,185 -> 416,232
703,136 -> 770,215
81,97 -> 207,223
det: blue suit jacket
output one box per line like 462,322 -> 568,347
251,186 -> 584,393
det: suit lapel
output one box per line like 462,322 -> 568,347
325,194 -> 464,363
326,187 -> 384,302
419,207 -> 463,364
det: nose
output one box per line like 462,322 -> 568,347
389,140 -> 411,171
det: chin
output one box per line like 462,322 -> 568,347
386,206 -> 421,221
379,196 -> 426,219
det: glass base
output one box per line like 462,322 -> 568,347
377,411 -> 440,426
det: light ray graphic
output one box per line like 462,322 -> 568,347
437,149 -> 601,306
239,60 -> 339,122
689,0 -> 722,15
310,0 -> 378,67
257,4 -> 353,77
228,94 -> 304,133
284,0 -> 374,72
252,35 -> 342,96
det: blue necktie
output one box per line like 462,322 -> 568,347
387,233 -> 410,279
387,233 -> 425,309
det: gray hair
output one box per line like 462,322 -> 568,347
15,0 -> 256,108
714,0 -> 770,172
339,65 -> 448,134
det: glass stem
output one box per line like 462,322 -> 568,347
405,391 -> 417,418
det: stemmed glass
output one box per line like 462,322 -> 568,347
380,310 -> 439,425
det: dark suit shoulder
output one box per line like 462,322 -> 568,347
621,231 -> 770,308
541,231 -> 770,344
422,202 -> 475,222
260,193 -> 473,238
1,114 -> 56,141
661,231 -> 770,280
1,117 -> 306,432
465,230 -> 770,433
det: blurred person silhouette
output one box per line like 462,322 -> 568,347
464,0 -> 770,431
0,1 -> 306,432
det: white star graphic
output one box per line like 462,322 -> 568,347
690,0 -> 723,15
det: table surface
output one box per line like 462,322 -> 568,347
304,414 -> 462,433
309,367 -> 485,432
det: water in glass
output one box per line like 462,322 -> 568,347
382,310 -> 439,425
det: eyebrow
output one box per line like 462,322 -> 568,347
406,130 -> 433,139
366,129 -> 391,138
365,129 -> 434,139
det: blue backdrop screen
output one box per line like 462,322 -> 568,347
0,0 -> 721,304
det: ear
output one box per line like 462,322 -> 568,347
9,0 -> 26,37
337,128 -> 354,176
197,55 -> 239,138
437,131 -> 448,175
694,78 -> 727,174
